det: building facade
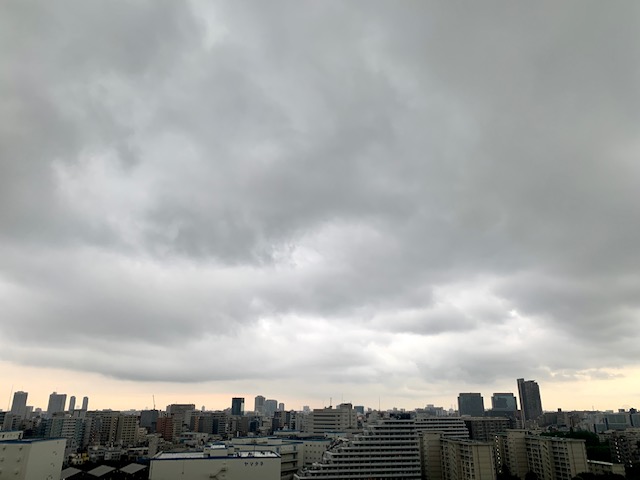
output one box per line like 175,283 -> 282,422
0,437 -> 66,480
491,393 -> 517,412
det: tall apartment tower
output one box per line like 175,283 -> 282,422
10,391 -> 28,417
254,395 -> 265,414
47,392 -> 67,415
68,396 -> 76,412
458,393 -> 484,417
517,378 -> 543,423
231,397 -> 245,416
81,396 -> 89,410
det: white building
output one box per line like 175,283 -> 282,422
295,415 -> 422,479
231,437 -> 303,480
149,445 -> 280,480
0,437 -> 66,480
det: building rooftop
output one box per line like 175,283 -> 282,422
0,437 -> 64,444
154,450 -> 279,460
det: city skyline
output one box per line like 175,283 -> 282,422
1,1 -> 640,411
2,372 -> 638,414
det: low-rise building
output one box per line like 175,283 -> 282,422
149,445 -> 280,480
231,437 -> 304,480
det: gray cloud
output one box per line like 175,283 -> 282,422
1,0 -> 639,404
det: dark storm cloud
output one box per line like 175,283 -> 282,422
1,0 -> 639,394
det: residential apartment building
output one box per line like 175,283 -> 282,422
464,417 -> 512,441
495,430 -> 588,480
602,428 -> 640,465
295,415 -> 422,480
421,431 -> 496,480
413,414 -> 470,439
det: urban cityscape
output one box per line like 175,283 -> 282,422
2,1 -> 640,480
1,378 -> 639,479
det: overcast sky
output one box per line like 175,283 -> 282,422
1,1 -> 640,412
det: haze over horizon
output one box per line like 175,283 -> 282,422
1,1 -> 639,413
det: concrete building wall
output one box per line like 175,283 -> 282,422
302,439 -> 331,466
0,438 -> 66,480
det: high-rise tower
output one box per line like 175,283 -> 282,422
47,392 -> 67,415
517,378 -> 543,423
231,397 -> 245,416
254,395 -> 265,414
10,391 -> 28,417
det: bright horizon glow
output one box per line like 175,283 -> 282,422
2,361 -> 637,413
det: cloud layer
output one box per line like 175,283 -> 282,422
1,1 -> 639,406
